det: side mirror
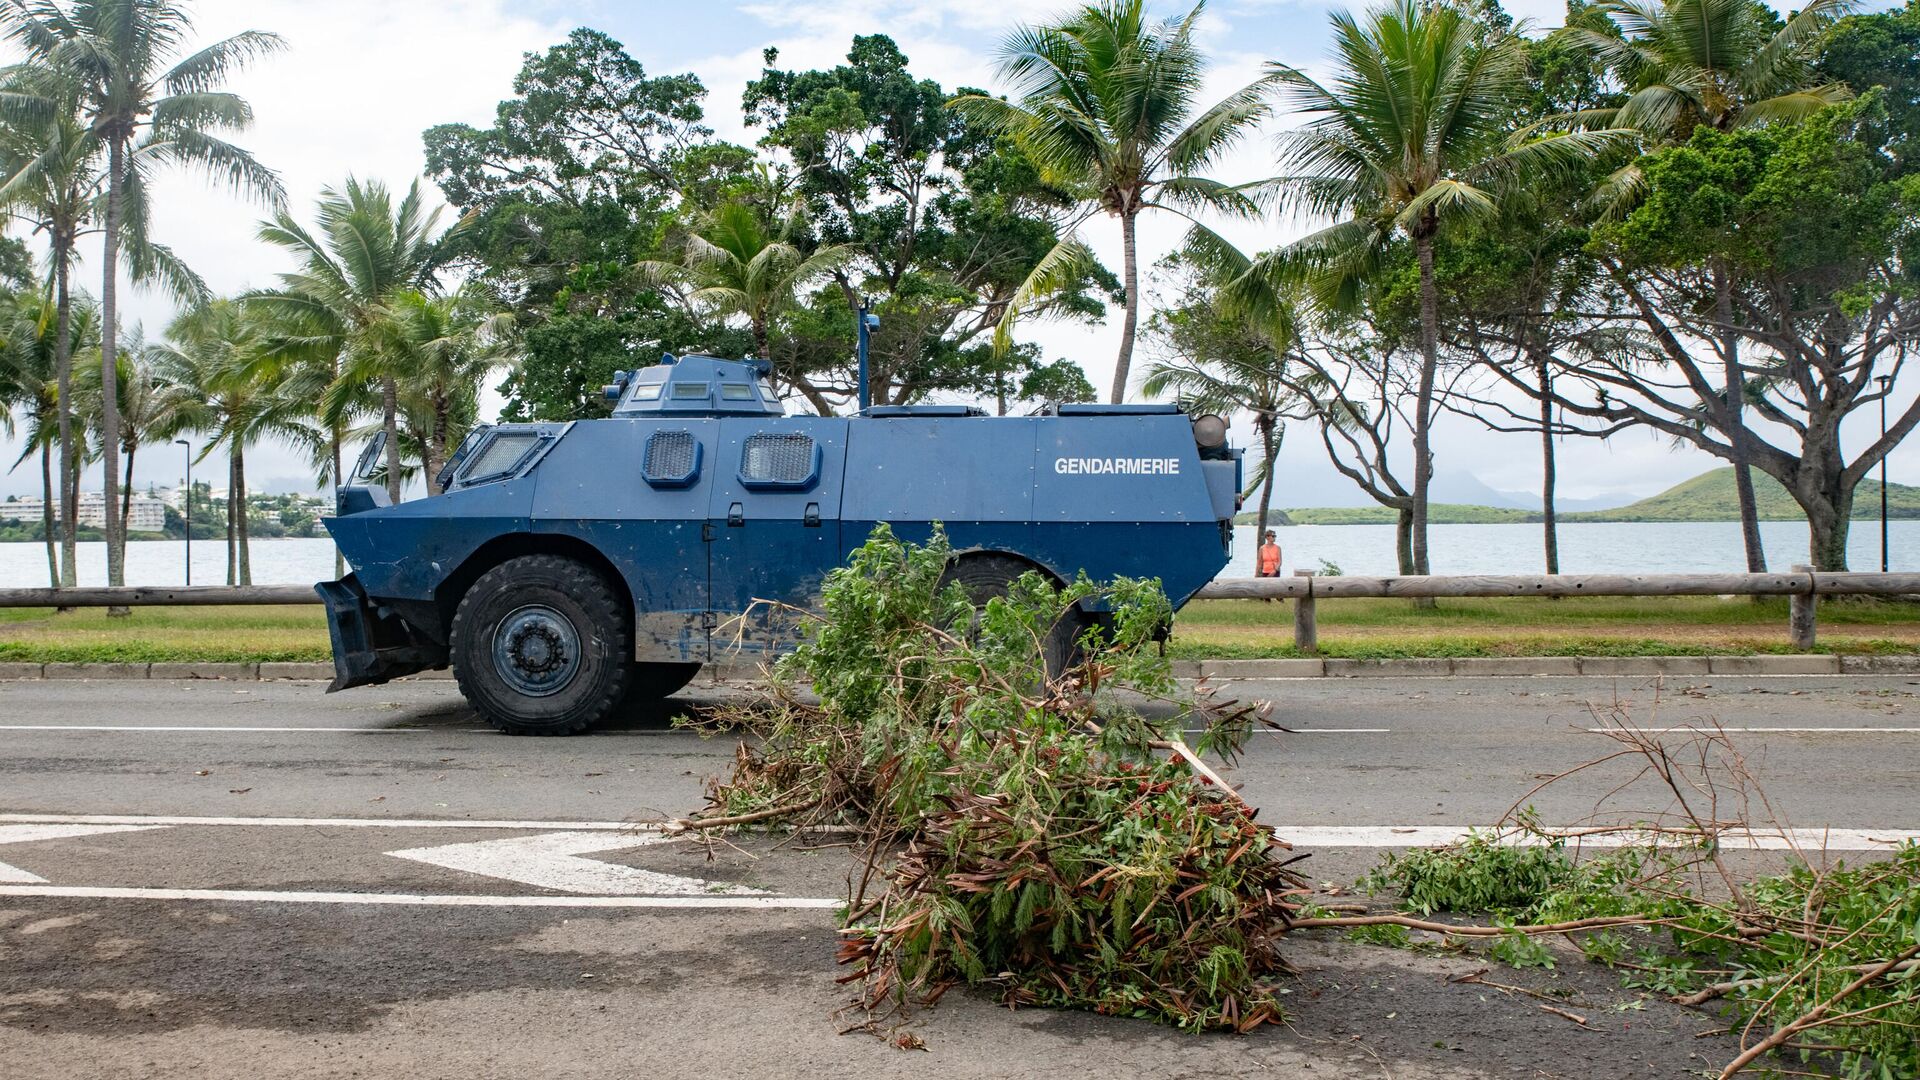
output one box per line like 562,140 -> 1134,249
351,431 -> 388,484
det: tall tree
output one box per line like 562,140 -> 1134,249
953,0 -> 1272,403
744,36 -> 1111,409
1255,0 -> 1619,576
0,0 -> 283,591
154,299 -> 311,585
639,196 -> 854,413
368,286 -> 516,485
0,67 -> 98,587
0,290 -> 61,583
253,178 -> 465,504
1562,0 -> 1856,572
1142,247 -> 1306,542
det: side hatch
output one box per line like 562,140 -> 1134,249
706,418 -> 847,663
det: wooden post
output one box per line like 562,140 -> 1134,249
1789,565 -> 1817,651
1293,570 -> 1317,653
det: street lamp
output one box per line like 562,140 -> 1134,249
175,439 -> 191,586
1878,376 -> 1892,573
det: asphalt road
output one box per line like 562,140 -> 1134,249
2,672 -> 1917,1078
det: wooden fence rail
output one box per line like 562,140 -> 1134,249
2,569 -> 1916,650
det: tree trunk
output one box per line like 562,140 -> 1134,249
1110,209 -> 1139,404
426,396 -> 450,493
101,135 -> 126,604
53,242 -> 76,590
1535,346 -> 1559,576
225,454 -> 237,587
121,443 -> 135,536
1255,417 -> 1280,538
40,441 -> 57,588
1715,265 -> 1766,574
381,376 -> 402,504
1395,508 -> 1416,576
1803,481 -> 1853,573
1411,227 -> 1441,596
235,442 -> 251,586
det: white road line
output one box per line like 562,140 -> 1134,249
1277,826 -> 1920,850
0,725 -> 476,733
0,884 -> 841,909
0,813 -> 660,830
0,824 -> 169,883
1184,728 -> 1392,735
4,813 -> 1915,850
1586,727 -> 1920,734
389,832 -> 764,896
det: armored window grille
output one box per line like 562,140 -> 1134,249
740,433 -> 817,488
461,433 -> 538,482
643,430 -> 701,488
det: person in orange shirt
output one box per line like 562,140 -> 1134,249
1257,531 -> 1282,578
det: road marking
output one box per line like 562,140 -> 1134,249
4,814 -> 1913,852
0,725 -> 486,733
1586,727 -> 1920,734
0,885 -> 840,909
1276,826 -> 1920,850
0,813 -> 664,831
1184,728 -> 1392,735
0,824 -> 168,883
388,832 -> 763,896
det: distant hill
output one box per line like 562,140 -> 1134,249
1562,468 -> 1920,523
1265,467 -> 1920,525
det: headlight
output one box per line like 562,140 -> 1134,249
1191,413 -> 1228,450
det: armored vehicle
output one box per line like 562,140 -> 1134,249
319,352 -> 1241,734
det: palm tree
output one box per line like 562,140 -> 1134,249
252,177 -> 464,504
1559,0 -> 1854,575
369,287 -> 515,485
112,326 -> 195,532
641,200 -> 851,413
0,67 -> 100,587
953,0 -> 1273,403
153,299 -> 312,585
1255,0 -> 1621,576
0,290 -> 59,584
0,0 -> 284,589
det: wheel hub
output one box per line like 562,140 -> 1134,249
492,605 -> 580,697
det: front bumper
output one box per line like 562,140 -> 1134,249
315,574 -> 446,691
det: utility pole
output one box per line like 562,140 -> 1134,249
1879,376 -> 1892,573
175,439 -> 191,586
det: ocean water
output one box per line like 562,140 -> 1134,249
2,520 -> 1915,589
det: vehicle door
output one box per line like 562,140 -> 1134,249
706,418 -> 847,664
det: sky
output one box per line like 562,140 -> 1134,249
1,0 -> 1910,515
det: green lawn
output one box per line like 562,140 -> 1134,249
3,594 -> 1919,664
1167,595 -> 1920,660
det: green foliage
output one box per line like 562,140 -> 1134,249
1357,829 -> 1920,1079
695,525 -> 1305,1032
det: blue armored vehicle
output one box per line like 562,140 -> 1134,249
319,352 -> 1241,734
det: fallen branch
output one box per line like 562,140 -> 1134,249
1675,958 -> 1920,1007
1718,942 -> 1920,1078
668,799 -> 821,832
1292,913 -> 1657,937
1539,1004 -> 1591,1028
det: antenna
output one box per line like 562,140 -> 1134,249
856,299 -> 879,413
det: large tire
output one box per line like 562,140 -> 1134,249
451,555 -> 631,735
625,662 -> 701,702
940,553 -> 1083,677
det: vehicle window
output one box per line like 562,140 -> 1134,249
719,383 -> 754,401
671,382 -> 710,399
631,382 -> 664,401
461,433 -> 538,480
642,430 -> 700,487
741,433 -> 816,486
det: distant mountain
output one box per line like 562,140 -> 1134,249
1270,467 -> 1920,525
1562,468 -> 1920,522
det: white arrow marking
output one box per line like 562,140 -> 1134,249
0,823 -> 168,883
387,831 -> 766,896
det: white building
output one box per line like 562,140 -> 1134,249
1,492 -> 169,532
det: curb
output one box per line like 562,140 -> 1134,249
0,654 -> 1880,682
